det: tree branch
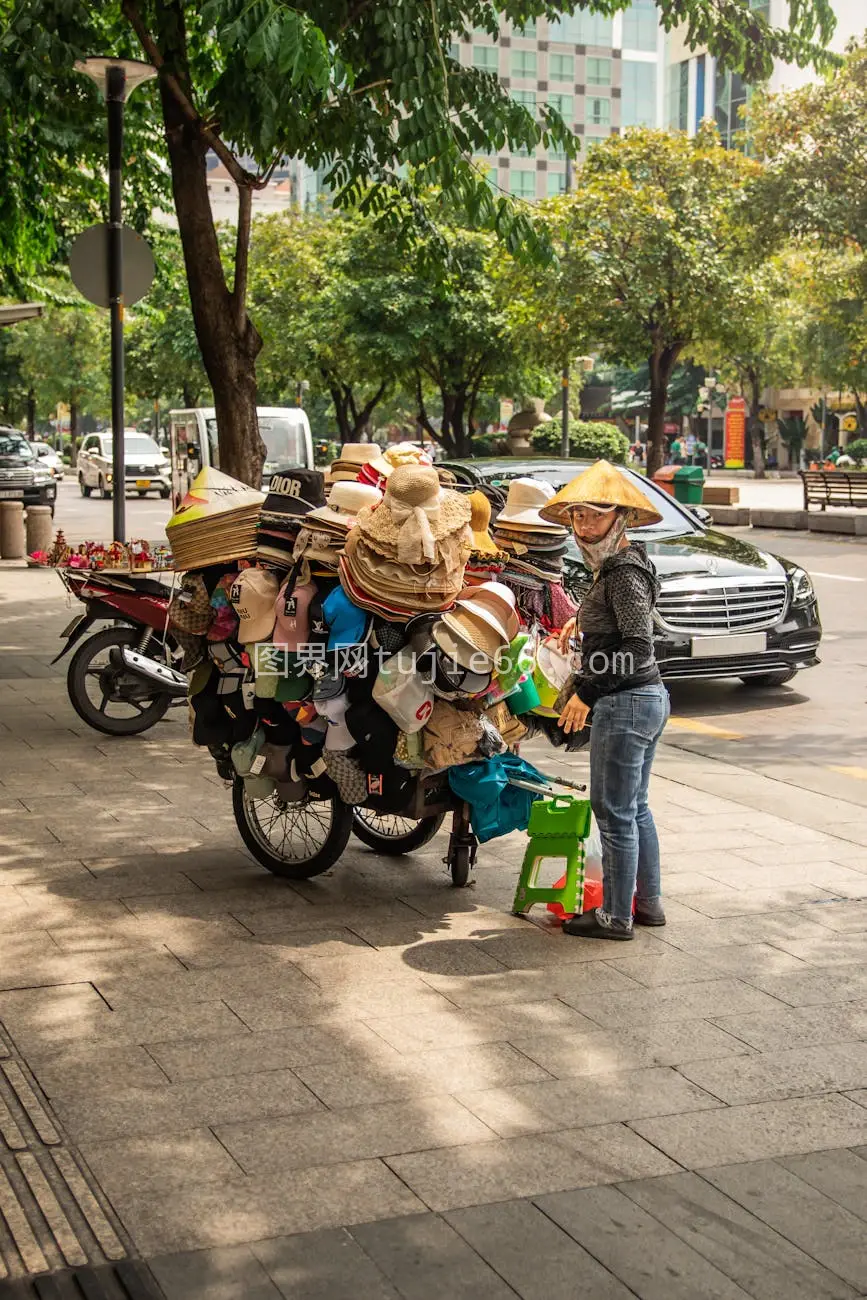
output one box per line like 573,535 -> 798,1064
357,381 -> 388,430
121,0 -> 257,189
232,185 -> 252,335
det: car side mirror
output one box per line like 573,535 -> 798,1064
690,505 -> 712,526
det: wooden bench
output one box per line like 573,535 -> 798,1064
800,470 -> 867,511
702,485 -> 740,506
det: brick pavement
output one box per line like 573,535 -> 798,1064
1,572 -> 867,1297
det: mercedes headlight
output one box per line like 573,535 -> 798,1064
790,566 -> 815,606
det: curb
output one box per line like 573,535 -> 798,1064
706,504 -> 867,536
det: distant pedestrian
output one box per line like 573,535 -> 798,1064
669,435 -> 683,465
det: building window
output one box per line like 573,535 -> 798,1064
514,20 -> 536,37
547,170 -> 567,196
588,97 -> 611,126
511,48 -> 537,78
715,66 -> 748,148
586,56 -> 611,86
549,52 -> 574,82
621,0 -> 658,51
548,92 -> 574,122
511,88 -> 537,110
666,59 -> 688,130
510,169 -> 537,199
548,142 -> 567,161
621,60 -> 656,127
549,12 -> 613,46
695,53 -> 706,129
448,42 -> 460,62
473,45 -> 498,73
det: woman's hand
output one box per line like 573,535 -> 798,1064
557,617 -> 577,656
558,694 -> 590,735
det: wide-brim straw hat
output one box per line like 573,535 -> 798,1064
356,466 -> 471,563
539,459 -> 663,528
331,443 -> 381,469
307,480 -> 383,531
455,581 -> 520,642
497,478 -> 568,533
433,609 -> 506,670
468,491 -> 500,557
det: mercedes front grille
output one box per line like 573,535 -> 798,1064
656,578 -> 788,634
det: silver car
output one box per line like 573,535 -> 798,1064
78,430 -> 172,499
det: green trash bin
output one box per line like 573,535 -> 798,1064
673,465 -> 705,505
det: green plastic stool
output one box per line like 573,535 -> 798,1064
512,795 -> 592,917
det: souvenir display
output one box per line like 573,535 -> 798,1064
164,453 -> 600,879
167,467 -> 264,570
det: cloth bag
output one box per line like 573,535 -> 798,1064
448,753 -> 546,843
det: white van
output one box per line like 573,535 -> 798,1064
168,406 -> 314,506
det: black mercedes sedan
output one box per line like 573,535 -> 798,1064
442,458 -> 821,687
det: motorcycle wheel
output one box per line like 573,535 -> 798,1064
67,626 -> 171,736
233,780 -> 353,879
352,809 -> 445,856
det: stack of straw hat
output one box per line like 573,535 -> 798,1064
492,477 -> 570,580
340,464 -> 472,619
167,468 -> 264,571
431,581 -> 520,672
356,442 -> 434,491
327,444 -> 382,486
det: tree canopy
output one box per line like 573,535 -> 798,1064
550,124 -> 773,472
0,0 -> 838,483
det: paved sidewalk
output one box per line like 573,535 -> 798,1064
1,574 -> 867,1297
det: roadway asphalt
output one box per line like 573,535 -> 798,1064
48,479 -> 867,812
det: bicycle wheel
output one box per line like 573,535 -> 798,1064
233,780 -> 353,879
352,808 -> 445,856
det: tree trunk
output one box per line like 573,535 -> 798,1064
69,401 -> 78,467
26,389 -> 35,440
441,389 -> 472,458
156,17 -> 264,486
646,344 -> 680,477
328,381 -> 353,442
748,370 -> 765,479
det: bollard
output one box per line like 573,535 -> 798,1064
25,505 -> 53,557
0,501 -> 26,560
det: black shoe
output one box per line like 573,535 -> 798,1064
562,909 -> 634,941
634,899 -> 666,926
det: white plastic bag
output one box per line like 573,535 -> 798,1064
585,819 -> 603,884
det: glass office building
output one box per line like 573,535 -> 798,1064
449,1 -> 664,200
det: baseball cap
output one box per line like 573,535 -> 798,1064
345,698 -> 398,772
323,585 -> 372,652
229,569 -> 279,644
273,580 -> 315,652
316,693 -> 355,751
372,650 -> 435,735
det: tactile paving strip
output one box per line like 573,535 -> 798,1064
0,1024 -> 151,1288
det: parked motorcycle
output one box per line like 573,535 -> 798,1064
53,569 -> 188,736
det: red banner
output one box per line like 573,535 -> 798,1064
725,396 -> 747,468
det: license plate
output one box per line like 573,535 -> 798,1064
135,479 -> 151,489
0,489 -> 23,499
60,614 -> 87,638
691,631 -> 767,658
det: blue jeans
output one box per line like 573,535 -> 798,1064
589,684 -> 670,924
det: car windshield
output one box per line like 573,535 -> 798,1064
456,460 -> 697,542
100,435 -> 162,456
0,434 -> 32,459
258,416 -> 306,466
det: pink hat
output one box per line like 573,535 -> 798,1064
273,580 -> 315,652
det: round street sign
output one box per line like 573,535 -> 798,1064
69,224 -> 155,308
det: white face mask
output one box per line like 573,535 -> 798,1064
575,511 -> 629,571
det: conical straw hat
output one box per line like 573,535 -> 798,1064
167,467 -> 264,529
539,459 -> 662,528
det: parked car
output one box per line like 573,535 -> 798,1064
0,428 -> 57,514
442,458 -> 821,687
77,431 -> 172,499
29,441 -> 64,480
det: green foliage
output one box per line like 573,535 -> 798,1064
777,414 -> 807,461
845,438 -> 867,464
5,281 -> 109,435
532,420 -> 629,463
125,230 -> 209,410
470,434 -> 496,456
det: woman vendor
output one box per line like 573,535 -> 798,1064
540,461 -> 669,941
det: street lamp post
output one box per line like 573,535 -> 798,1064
74,57 -> 156,545
698,375 -> 719,476
560,154 -> 573,458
